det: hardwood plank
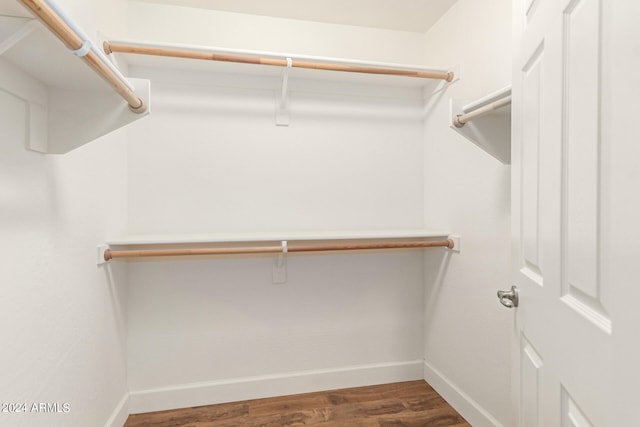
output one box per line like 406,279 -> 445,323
124,381 -> 471,427
248,393 -> 332,417
125,402 -> 248,426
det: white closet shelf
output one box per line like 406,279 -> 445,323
449,86 -> 512,164
98,230 -> 459,283
106,229 -> 452,246
99,229 -> 459,275
0,3 -> 150,154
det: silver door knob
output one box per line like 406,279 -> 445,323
497,286 -> 519,308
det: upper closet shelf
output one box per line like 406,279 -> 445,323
106,229 -> 452,246
0,0 -> 150,154
104,39 -> 457,125
104,39 -> 457,96
104,39 -> 453,83
449,86 -> 512,164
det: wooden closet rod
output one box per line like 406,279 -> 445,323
103,239 -> 454,261
454,95 -> 511,127
19,0 -> 146,113
103,41 -> 454,82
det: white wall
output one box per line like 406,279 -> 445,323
0,70 -> 129,426
126,71 -> 425,235
123,3 -> 433,413
1,1 -> 131,425
421,0 -> 512,426
124,70 -> 429,413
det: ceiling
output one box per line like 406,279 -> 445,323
132,0 -> 458,33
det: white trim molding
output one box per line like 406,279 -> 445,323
129,360 -> 424,414
104,393 -> 129,427
423,359 -> 504,427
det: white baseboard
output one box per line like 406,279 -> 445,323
423,359 -> 504,427
104,393 -> 129,427
129,360 -> 424,414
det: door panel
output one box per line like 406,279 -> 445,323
561,0 -> 611,331
562,388 -> 595,427
520,44 -> 544,285
520,334 -> 543,427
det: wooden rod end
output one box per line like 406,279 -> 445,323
447,239 -> 455,249
128,98 -> 147,114
104,249 -> 113,261
103,41 -> 112,55
453,115 -> 465,128
446,71 -> 454,82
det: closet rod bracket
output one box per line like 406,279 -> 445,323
276,58 -> 292,126
98,245 -> 110,265
272,240 -> 288,283
447,235 -> 461,253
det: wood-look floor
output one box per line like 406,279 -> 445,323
124,380 -> 471,427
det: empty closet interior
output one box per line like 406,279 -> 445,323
0,0 -> 512,426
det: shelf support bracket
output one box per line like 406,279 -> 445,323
272,240 -> 288,283
276,57 -> 292,126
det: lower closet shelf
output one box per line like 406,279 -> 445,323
98,229 -> 459,264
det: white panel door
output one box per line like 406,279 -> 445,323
510,0 -> 640,425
